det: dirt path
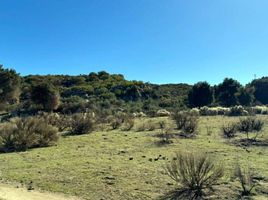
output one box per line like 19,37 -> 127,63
0,184 -> 80,200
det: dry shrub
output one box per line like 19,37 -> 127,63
165,151 -> 224,199
121,117 -> 135,131
70,113 -> 95,135
222,123 -> 237,138
147,120 -> 156,131
136,123 -> 146,132
40,112 -> 72,132
234,164 -> 258,196
181,117 -> 198,136
237,117 -> 264,140
0,117 -> 58,152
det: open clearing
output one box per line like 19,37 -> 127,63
0,116 -> 268,199
0,183 -> 79,200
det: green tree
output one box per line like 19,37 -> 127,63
236,87 -> 255,106
188,82 -> 213,108
31,83 -> 60,111
0,65 -> 21,105
215,78 -> 241,106
250,77 -> 268,104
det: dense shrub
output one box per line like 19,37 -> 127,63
70,113 -> 95,135
228,106 -> 248,116
0,117 -> 58,152
165,152 -> 224,199
222,123 -> 237,138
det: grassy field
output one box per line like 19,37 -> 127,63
0,116 -> 268,199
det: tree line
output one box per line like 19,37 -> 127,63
0,65 -> 268,115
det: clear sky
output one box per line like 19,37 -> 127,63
1,0 -> 268,85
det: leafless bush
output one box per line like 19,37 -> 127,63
222,123 -> 237,138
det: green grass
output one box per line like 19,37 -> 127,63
0,116 -> 268,199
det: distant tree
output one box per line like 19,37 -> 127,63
0,65 -> 21,105
87,72 -> 99,82
215,78 -> 241,107
98,71 -> 110,80
250,77 -> 268,104
31,83 -> 60,111
188,82 -> 213,108
236,87 -> 255,106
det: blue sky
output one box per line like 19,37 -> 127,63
1,0 -> 268,85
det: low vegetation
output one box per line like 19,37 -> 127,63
222,123 -> 237,138
69,113 -> 95,135
234,163 -> 258,197
0,116 -> 266,199
0,117 -> 58,152
172,111 -> 199,137
164,151 -> 224,199
237,117 -> 264,141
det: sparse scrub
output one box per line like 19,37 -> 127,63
147,120 -> 156,131
121,117 -> 135,131
111,117 -> 123,130
237,117 -> 264,141
136,123 -> 146,132
222,123 -> 237,138
165,152 -> 224,199
0,117 -> 58,152
158,126 -> 173,144
172,111 -> 199,130
172,111 -> 199,137
70,113 -> 95,135
234,164 -> 258,196
181,117 -> 198,136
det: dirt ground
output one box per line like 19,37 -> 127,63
0,183 -> 80,200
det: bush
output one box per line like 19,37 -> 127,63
165,152 -> 224,199
173,111 -> 198,129
39,112 -> 72,132
70,113 -> 95,135
228,106 -> 248,116
136,123 -> 146,132
0,117 -> 58,152
158,124 -> 173,144
111,118 -> 123,130
237,117 -> 264,140
172,111 -> 198,137
147,120 -> 156,131
121,117 -> 135,131
181,117 -> 198,136
234,164 -> 258,196
222,123 -> 237,138
110,112 -> 126,130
